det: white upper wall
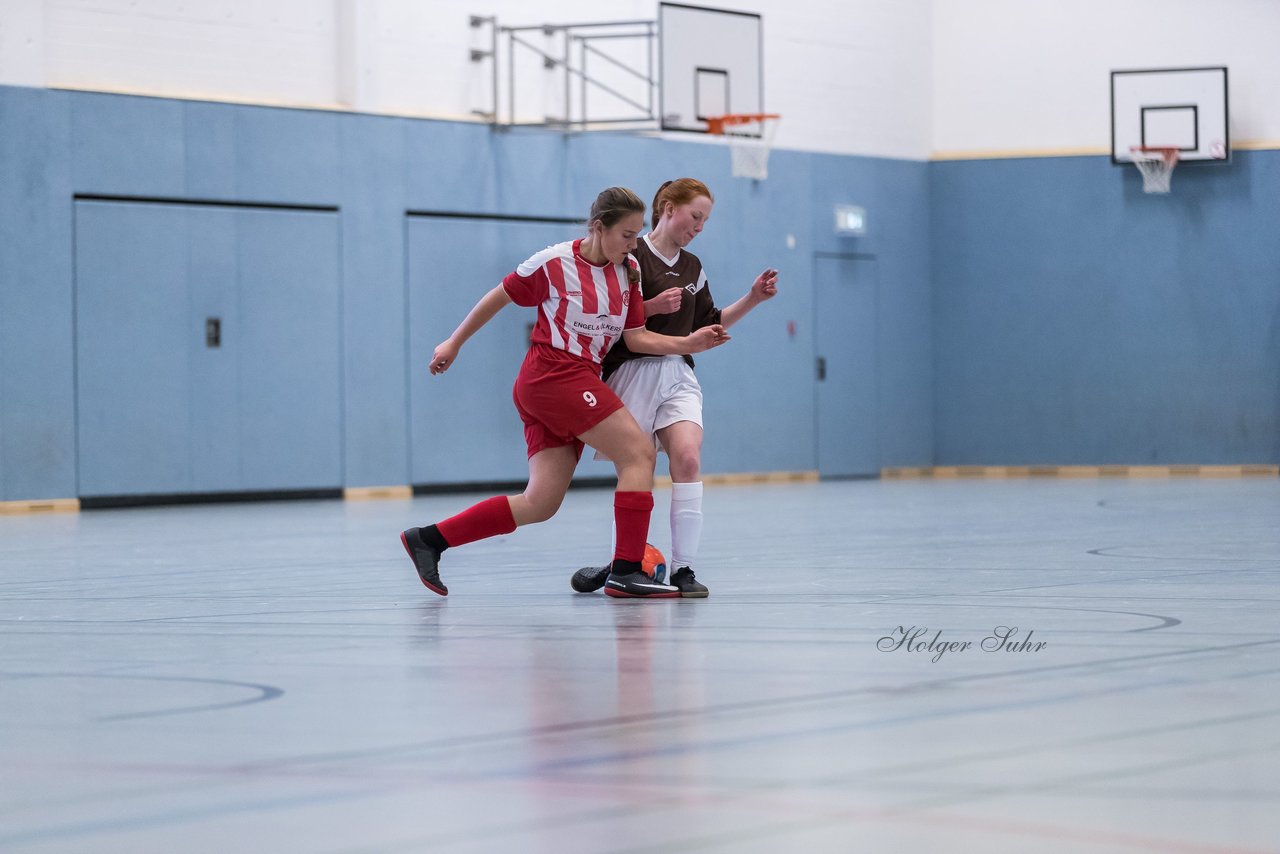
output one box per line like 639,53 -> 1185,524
0,0 -> 933,160
933,0 -> 1280,156
8,1 -> 1280,160
6,1 -> 1280,160
43,0 -> 341,108
774,1 -> 932,159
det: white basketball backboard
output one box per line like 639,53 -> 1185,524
659,3 -> 763,133
1111,67 -> 1229,164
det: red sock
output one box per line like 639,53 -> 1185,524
436,496 -> 516,548
612,491 -> 654,563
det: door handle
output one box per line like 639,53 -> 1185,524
206,317 -> 222,348
816,356 -> 826,381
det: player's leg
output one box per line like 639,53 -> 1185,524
657,420 -> 709,598
401,446 -> 577,596
580,408 -> 678,598
401,490 -> 516,596
572,360 -> 664,592
654,360 -> 709,597
508,445 -> 579,524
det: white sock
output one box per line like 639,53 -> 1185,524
669,481 -> 703,570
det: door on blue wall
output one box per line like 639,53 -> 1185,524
814,253 -> 879,477
405,216 -> 580,485
75,200 -> 342,497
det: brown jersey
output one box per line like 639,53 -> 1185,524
600,234 -> 723,381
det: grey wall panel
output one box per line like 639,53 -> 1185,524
70,92 -> 184,197
405,216 -> 580,485
73,200 -> 342,497
932,152 -> 1280,465
75,201 -> 194,496
0,87 -> 75,502
1,84 -> 944,501
236,208 -> 343,490
338,114 -> 409,488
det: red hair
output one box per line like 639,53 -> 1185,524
650,178 -> 713,229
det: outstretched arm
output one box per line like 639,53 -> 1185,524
623,324 -> 730,356
718,267 -> 779,328
430,285 -> 513,374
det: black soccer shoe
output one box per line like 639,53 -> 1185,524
604,570 -> 680,599
400,527 -> 447,596
571,564 -> 611,593
669,566 -> 709,598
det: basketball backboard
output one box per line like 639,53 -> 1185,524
659,3 -> 763,133
1111,66 -> 1229,164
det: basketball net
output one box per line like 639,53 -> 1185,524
1130,146 -> 1179,194
706,114 -> 781,180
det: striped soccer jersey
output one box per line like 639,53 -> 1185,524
502,239 -> 646,366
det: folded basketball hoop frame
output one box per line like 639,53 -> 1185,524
469,15 -> 660,129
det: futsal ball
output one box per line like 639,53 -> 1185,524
642,543 -> 667,582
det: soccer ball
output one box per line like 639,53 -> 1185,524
642,543 -> 667,582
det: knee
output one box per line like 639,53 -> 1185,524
521,493 -> 563,524
615,439 -> 656,481
633,440 -> 658,472
669,447 -> 701,481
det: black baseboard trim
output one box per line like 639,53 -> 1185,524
411,477 -> 616,496
79,478 -> 621,509
81,488 -> 343,510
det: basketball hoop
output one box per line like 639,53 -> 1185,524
705,113 -> 781,180
1129,146 -> 1180,194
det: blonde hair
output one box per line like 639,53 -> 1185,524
650,178 -> 713,229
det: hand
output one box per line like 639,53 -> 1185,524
430,340 -> 459,375
646,287 -> 684,315
686,324 -> 730,353
751,268 -> 779,302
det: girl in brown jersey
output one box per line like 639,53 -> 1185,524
571,178 -> 779,597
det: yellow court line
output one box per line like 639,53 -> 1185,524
656,471 -> 820,488
0,498 -> 81,515
6,467 -> 1268,512
343,486 -> 413,501
882,465 -> 1277,479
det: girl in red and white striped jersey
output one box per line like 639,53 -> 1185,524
400,186 -> 730,598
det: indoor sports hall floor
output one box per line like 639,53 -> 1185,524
2,477 -> 1278,853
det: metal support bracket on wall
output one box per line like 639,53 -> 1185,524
469,14 -> 658,130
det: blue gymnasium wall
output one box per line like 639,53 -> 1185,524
931,152 -> 1280,465
0,85 -> 932,501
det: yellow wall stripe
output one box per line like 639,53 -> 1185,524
930,140 -> 1280,162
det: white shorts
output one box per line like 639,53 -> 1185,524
594,356 -> 703,461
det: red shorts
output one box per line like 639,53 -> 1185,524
512,344 -> 625,458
